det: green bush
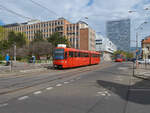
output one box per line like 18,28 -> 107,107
0,54 -> 4,61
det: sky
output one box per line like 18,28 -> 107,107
0,0 -> 150,47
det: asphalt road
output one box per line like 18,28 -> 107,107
0,62 -> 150,113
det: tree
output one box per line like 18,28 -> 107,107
8,31 -> 27,47
47,32 -> 71,47
29,40 -> 53,58
0,31 -> 28,59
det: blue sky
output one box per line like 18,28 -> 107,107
0,21 -> 4,25
0,0 -> 150,47
86,0 -> 94,6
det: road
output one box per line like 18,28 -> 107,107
0,62 -> 150,113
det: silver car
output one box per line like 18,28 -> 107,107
137,59 -> 150,64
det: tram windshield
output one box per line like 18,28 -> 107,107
53,49 -> 64,60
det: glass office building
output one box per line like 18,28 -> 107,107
106,19 -> 130,51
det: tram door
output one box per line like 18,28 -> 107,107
68,51 -> 73,67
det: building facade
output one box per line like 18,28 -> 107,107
3,18 -> 96,51
141,36 -> 150,59
95,34 -> 117,61
106,19 -> 130,52
95,34 -> 117,53
80,27 -> 96,51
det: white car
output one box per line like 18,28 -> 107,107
137,59 -> 150,64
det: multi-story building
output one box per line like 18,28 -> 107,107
95,34 -> 117,61
141,36 -> 150,59
106,19 -> 130,52
80,26 -> 96,51
3,18 -> 96,51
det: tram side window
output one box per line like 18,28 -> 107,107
85,53 -> 89,57
75,52 -> 78,57
64,52 -> 67,59
79,52 -> 81,57
69,51 -> 74,57
81,52 -> 84,57
92,54 -> 96,57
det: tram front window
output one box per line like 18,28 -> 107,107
54,49 -> 64,60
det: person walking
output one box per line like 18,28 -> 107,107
32,55 -> 36,64
5,54 -> 10,66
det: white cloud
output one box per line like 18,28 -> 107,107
0,0 -> 150,47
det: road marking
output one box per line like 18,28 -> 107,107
97,91 -> 111,96
18,96 -> 29,100
46,87 -> 53,90
118,67 -> 128,70
97,92 -> 104,94
64,82 -> 69,84
0,103 -> 8,107
104,91 -> 108,93
34,91 -> 42,95
56,84 -> 62,87
101,93 -> 106,96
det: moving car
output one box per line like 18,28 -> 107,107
137,59 -> 150,64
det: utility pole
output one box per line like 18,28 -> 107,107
14,43 -> 16,62
135,32 -> 138,68
136,32 -> 138,59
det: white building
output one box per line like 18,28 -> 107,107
95,34 -> 117,61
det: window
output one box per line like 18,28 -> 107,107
64,52 -> 67,59
69,51 -> 74,57
79,52 -> 81,57
74,52 -> 78,57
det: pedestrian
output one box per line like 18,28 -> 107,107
5,53 -> 10,66
32,55 -> 36,64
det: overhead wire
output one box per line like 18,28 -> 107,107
0,4 -> 33,20
28,0 -> 59,18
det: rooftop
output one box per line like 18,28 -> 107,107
142,37 -> 150,44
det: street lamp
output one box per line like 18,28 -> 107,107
144,7 -> 150,10
135,21 -> 147,57
128,10 -> 148,56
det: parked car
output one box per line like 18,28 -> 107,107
137,59 -> 150,64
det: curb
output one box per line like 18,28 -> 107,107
133,74 -> 150,80
0,68 -> 49,77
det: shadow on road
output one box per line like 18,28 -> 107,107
97,79 -> 150,105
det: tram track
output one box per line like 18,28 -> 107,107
0,62 -> 114,96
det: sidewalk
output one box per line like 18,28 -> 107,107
134,63 -> 150,80
0,61 -> 53,76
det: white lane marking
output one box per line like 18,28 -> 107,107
104,91 -> 108,93
101,93 -> 106,96
18,96 -> 29,100
56,84 -> 62,87
118,67 -> 128,70
64,82 -> 69,84
34,91 -> 42,95
97,92 -> 104,94
97,91 -> 111,96
0,103 -> 8,107
46,87 -> 53,90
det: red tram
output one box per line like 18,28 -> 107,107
53,47 -> 100,68
115,54 -> 123,62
